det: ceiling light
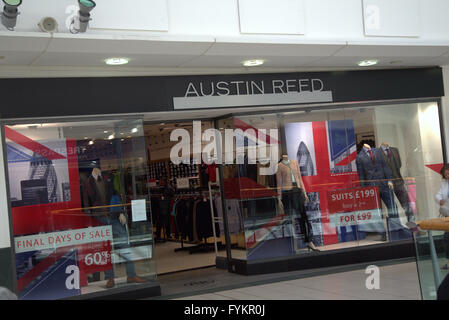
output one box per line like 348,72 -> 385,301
358,59 -> 378,67
88,140 -> 94,145
105,57 -> 129,66
242,59 -> 265,67
131,128 -> 138,133
1,0 -> 22,31
108,134 -> 115,140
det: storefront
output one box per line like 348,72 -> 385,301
0,67 -> 445,299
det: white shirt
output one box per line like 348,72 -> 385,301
435,180 -> 449,204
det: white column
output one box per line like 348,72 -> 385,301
441,66 -> 449,159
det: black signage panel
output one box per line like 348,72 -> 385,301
0,67 -> 443,119
166,67 -> 444,110
0,76 -> 169,119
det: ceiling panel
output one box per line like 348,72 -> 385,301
1,33 -> 449,72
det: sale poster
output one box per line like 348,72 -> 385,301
14,226 -> 113,300
327,187 -> 383,232
5,126 -> 113,299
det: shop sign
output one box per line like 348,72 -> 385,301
173,77 -> 333,109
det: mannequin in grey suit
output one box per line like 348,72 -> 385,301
379,142 -> 414,222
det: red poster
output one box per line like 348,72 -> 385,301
77,241 -> 113,275
327,187 -> 380,213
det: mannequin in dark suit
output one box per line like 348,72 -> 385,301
356,144 -> 397,217
379,142 -> 414,222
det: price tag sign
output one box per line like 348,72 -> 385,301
328,187 -> 379,213
131,199 -> 147,222
327,187 -> 382,228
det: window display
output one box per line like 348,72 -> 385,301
5,119 -> 156,300
220,101 -> 443,262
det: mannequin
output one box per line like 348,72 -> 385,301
379,142 -> 414,222
276,155 -> 318,251
356,144 -> 396,239
84,167 -> 110,217
83,167 -> 146,288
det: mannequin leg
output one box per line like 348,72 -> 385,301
394,182 -> 414,222
293,188 -> 312,244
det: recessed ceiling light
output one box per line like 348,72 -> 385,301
358,59 -> 378,67
105,57 -> 129,66
131,128 -> 138,133
242,59 -> 265,67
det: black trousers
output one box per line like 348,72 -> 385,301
281,187 -> 312,243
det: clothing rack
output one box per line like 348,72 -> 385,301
172,186 -> 222,254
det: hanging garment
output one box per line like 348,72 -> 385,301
195,199 -> 220,241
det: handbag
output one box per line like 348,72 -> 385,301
440,199 -> 449,217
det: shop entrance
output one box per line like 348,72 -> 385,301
143,120 -> 232,275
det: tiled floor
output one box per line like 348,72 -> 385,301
172,261 -> 422,300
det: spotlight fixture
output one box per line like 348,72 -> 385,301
1,0 -> 22,31
105,57 -> 129,66
358,59 -> 378,67
70,0 -> 96,34
242,59 -> 265,67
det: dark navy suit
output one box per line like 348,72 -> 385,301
356,148 -> 396,215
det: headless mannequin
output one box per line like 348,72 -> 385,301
362,145 -> 393,190
379,142 -> 414,222
91,168 -> 126,225
278,155 -> 309,201
277,155 -> 318,251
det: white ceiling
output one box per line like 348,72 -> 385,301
1,32 -> 449,78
